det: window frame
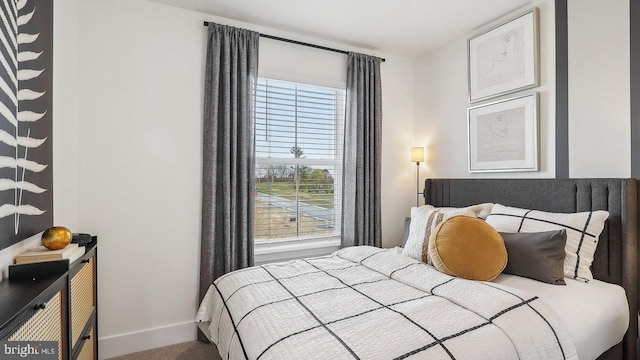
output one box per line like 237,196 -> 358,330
253,77 -> 344,263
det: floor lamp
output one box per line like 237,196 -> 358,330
411,147 -> 424,206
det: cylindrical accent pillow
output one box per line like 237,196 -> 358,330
428,216 -> 507,281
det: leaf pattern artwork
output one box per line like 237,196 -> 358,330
0,0 -> 51,242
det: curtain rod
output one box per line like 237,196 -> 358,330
203,21 -> 385,62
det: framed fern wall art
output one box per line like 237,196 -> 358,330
0,0 -> 53,250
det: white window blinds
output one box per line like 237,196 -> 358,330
254,78 -> 345,241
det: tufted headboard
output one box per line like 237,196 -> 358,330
424,178 -> 638,360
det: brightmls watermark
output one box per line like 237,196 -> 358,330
0,342 -> 57,359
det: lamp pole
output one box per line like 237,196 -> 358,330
416,161 -> 421,206
411,146 -> 425,206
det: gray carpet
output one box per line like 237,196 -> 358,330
106,341 -> 221,360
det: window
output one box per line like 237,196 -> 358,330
254,78 -> 345,243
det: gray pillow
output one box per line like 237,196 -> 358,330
501,229 -> 567,285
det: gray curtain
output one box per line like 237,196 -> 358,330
341,52 -> 382,248
200,23 -> 259,303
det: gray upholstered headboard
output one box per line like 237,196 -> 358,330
424,178 -> 638,360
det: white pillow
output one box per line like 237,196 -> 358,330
433,203 -> 494,219
485,204 -> 609,282
402,205 -> 483,263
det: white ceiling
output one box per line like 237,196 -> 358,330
150,0 -> 533,58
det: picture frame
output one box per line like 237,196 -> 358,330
468,93 -> 538,173
468,8 -> 539,102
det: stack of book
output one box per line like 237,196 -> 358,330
14,243 -> 86,265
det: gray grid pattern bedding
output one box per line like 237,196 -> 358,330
199,246 -> 577,360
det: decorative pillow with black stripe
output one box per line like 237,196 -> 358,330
402,204 -> 492,264
486,204 -> 609,282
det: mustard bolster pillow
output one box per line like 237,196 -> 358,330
428,216 -> 507,281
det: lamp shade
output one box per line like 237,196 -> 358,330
411,147 -> 424,163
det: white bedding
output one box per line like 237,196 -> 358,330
197,246 -> 577,360
392,245 -> 629,359
493,273 -> 629,360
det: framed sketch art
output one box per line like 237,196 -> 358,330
468,93 -> 538,173
468,8 -> 539,102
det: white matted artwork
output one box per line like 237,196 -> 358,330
468,8 -> 539,102
468,93 -> 538,172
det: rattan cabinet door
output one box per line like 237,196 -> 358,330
70,256 -> 95,349
8,290 -> 64,360
75,326 -> 95,360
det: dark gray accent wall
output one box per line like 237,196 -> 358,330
632,0 -> 640,179
0,0 -> 53,250
555,0 -> 569,179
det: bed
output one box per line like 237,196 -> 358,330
423,178 -> 638,360
197,178 -> 638,360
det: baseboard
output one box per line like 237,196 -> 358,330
99,321 -> 197,359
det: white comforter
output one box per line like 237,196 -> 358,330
197,246 -> 577,360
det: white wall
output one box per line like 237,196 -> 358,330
73,1 -> 205,358
43,0 -> 415,358
413,0 -> 556,178
52,0 -> 81,231
567,0 -> 630,177
412,0 -> 632,180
